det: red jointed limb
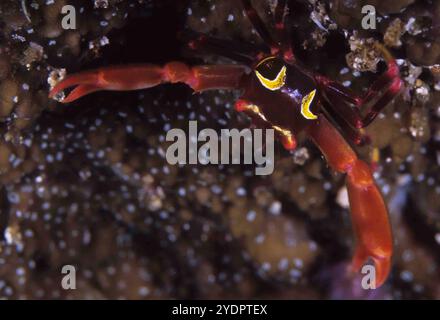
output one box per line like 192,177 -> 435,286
49,64 -> 164,103
323,104 -> 370,145
307,115 -> 393,288
192,65 -> 246,91
315,75 -> 361,106
361,77 -> 403,127
346,170 -> 392,288
361,60 -> 400,106
49,63 -> 246,103
316,58 -> 403,129
317,61 -> 400,107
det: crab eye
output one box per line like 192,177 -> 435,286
255,57 -> 286,91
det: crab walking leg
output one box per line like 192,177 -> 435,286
316,56 -> 403,129
49,63 -> 246,103
307,115 -> 393,288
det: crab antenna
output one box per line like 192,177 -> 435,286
241,0 -> 279,52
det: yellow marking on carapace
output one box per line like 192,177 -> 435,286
255,65 -> 287,91
300,89 -> 318,120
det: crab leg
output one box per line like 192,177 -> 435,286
307,115 -> 393,288
316,51 -> 403,129
322,104 -> 370,146
49,63 -> 246,103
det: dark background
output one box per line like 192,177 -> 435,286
0,0 -> 438,299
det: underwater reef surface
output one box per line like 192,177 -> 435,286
0,0 -> 438,299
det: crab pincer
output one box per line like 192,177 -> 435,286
49,63 -> 246,103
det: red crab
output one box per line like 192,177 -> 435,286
49,0 -> 403,287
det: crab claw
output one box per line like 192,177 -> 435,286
49,72 -> 103,103
49,63 -> 247,103
308,116 -> 393,288
49,65 -> 165,103
350,245 -> 391,289
346,161 -> 393,288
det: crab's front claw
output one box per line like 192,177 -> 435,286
351,244 -> 391,289
49,70 -> 109,103
308,116 -> 393,288
49,63 -> 246,103
50,80 -> 100,103
49,65 -> 166,103
346,160 -> 393,288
